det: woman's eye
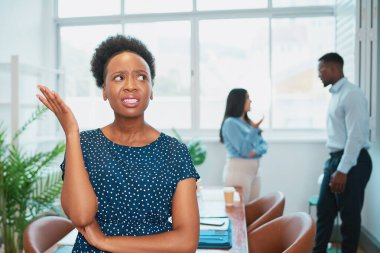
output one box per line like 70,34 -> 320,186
137,74 -> 146,81
114,75 -> 123,81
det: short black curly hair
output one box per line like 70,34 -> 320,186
90,34 -> 156,88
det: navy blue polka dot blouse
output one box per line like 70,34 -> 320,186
60,129 -> 200,252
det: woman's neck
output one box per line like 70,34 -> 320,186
102,116 -> 158,146
111,116 -> 146,134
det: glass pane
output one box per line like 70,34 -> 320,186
60,25 -> 121,97
60,25 -> 122,130
271,17 -> 335,129
273,0 -> 334,7
20,73 -> 39,105
0,70 -> 10,103
125,21 -> 191,129
58,0 -> 120,17
0,105 -> 11,138
125,0 -> 192,14
199,19 -> 270,129
197,0 -> 267,10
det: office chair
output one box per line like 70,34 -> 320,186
245,191 -> 285,232
248,212 -> 316,253
23,216 -> 74,253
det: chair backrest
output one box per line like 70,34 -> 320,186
248,212 -> 316,253
23,216 -> 74,253
245,191 -> 285,232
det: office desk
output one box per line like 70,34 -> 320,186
197,187 -> 248,252
45,187 -> 248,253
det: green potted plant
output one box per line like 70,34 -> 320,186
172,129 -> 207,167
0,106 -> 65,253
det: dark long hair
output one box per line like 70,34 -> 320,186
219,88 -> 250,143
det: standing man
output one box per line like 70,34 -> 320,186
313,52 -> 372,253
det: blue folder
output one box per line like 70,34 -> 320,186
53,245 -> 73,253
198,218 -> 232,249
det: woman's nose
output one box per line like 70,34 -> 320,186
123,77 -> 137,91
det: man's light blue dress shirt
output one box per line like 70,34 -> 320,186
222,117 -> 267,159
327,77 -> 370,173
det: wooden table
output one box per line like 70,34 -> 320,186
197,186 -> 248,253
45,187 -> 248,253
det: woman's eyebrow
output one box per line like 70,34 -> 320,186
110,69 -> 148,74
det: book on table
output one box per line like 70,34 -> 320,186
198,217 -> 232,249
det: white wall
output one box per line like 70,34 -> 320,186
361,24 -> 380,241
364,109 -> 380,243
359,0 -> 380,244
0,0 -> 55,65
0,0 -> 56,148
197,138 -> 328,214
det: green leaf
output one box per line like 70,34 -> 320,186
171,128 -> 207,167
0,105 -> 65,252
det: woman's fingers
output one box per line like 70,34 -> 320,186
37,85 -> 66,113
37,84 -> 79,135
36,94 -> 54,112
53,91 -> 70,113
38,85 -> 61,113
37,85 -> 56,110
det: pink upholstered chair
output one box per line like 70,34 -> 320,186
248,212 -> 316,253
23,216 -> 74,253
245,191 -> 285,232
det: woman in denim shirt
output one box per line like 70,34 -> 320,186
220,88 -> 267,204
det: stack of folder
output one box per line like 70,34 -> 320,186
198,217 -> 232,249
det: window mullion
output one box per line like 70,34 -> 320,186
191,17 -> 200,133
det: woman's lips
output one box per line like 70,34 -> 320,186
122,98 -> 139,107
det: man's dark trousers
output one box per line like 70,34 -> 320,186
313,149 -> 372,253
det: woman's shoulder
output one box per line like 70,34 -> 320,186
79,128 -> 101,139
160,133 -> 188,151
78,129 -> 105,147
223,117 -> 244,128
224,117 -> 241,124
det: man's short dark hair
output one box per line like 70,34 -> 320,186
318,52 -> 344,69
91,34 -> 156,88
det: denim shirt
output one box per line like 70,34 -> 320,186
222,117 -> 268,159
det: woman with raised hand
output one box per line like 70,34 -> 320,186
219,88 -> 267,204
37,35 -> 200,253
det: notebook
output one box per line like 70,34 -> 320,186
198,217 -> 232,249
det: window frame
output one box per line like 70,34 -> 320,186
55,0 -> 335,139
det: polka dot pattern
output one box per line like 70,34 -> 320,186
60,129 -> 200,252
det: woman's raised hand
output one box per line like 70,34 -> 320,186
36,85 -> 79,136
249,116 -> 264,128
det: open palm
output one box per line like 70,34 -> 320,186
36,85 -> 79,136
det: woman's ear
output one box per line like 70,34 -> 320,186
102,85 -> 107,101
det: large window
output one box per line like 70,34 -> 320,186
125,21 -> 191,129
124,0 -> 192,14
271,17 -> 335,128
57,0 -> 337,134
199,18 -> 270,129
58,0 -> 120,17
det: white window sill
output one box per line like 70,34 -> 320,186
163,129 -> 327,144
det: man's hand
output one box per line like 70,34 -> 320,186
329,171 -> 347,193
